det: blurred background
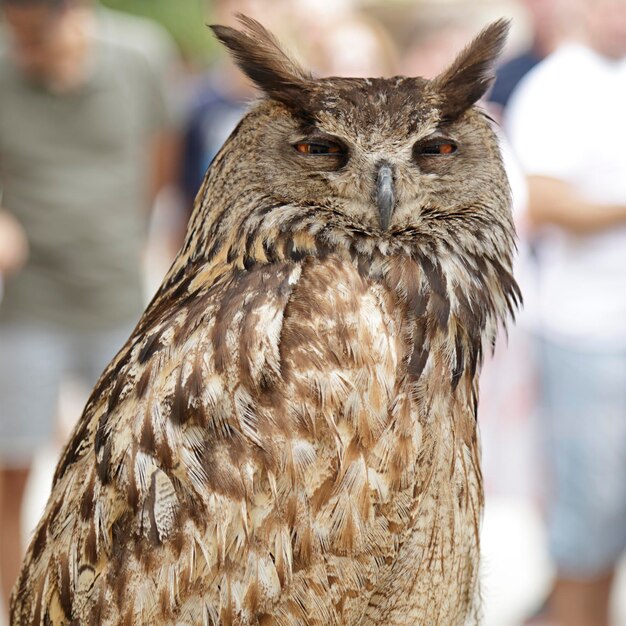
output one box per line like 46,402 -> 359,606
1,0 -> 625,625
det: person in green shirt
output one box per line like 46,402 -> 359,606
0,0 -> 177,611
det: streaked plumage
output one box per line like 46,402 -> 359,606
12,16 -> 519,626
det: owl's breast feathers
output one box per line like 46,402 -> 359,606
12,247 -> 518,625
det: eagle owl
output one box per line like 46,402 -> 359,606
12,16 -> 519,626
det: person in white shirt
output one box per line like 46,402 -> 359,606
506,1 -> 626,624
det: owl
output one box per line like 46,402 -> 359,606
12,16 -> 519,626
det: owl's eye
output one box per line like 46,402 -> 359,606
293,142 -> 343,155
414,139 -> 458,157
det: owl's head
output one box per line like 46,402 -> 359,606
197,16 -> 511,262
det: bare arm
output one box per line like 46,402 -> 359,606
527,175 -> 626,234
0,208 -> 28,275
148,130 -> 181,208
147,130 -> 189,255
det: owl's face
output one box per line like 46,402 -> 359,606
210,16 -> 511,250
252,77 -> 506,238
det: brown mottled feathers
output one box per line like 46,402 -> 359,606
12,16 -> 518,626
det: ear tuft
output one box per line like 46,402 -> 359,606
433,19 -> 510,121
210,14 -> 312,109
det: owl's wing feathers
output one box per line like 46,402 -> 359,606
14,255 -> 425,626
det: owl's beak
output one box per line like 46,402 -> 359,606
376,163 -> 395,231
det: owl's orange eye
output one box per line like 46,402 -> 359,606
417,141 -> 458,156
437,143 -> 456,155
294,142 -> 343,155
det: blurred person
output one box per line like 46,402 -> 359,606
506,0 -> 626,624
289,0 -> 397,77
297,10 -> 396,78
0,0 -> 176,613
180,63 -> 251,211
490,0 -> 576,112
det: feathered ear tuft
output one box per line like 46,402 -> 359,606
433,19 -> 510,121
210,14 -> 312,109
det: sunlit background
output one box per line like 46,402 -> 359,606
1,0 -> 625,624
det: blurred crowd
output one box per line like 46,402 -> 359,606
0,0 -> 625,625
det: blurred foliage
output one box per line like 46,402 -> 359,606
98,0 -> 216,62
